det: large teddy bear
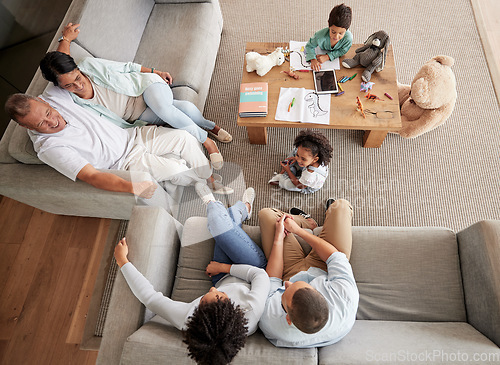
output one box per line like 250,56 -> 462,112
395,55 -> 457,138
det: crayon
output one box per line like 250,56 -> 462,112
291,97 -> 296,107
337,83 -> 344,92
384,92 -> 393,100
348,73 -> 357,80
335,91 -> 345,96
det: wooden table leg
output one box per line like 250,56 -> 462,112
247,126 -> 268,144
363,130 -> 388,148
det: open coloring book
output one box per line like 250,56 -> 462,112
275,87 -> 331,125
289,41 -> 340,71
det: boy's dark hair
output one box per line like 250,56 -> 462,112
183,298 -> 248,365
39,51 -> 78,86
5,93 -> 38,124
294,129 -> 333,166
328,3 -> 352,29
288,287 -> 329,334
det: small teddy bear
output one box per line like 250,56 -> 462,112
395,55 -> 457,139
342,30 -> 390,82
246,47 -> 285,77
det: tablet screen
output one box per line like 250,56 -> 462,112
313,69 -> 338,94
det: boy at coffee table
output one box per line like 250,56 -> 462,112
306,3 -> 353,71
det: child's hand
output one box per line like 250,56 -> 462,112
310,59 -> 321,71
114,237 -> 130,268
316,54 -> 330,64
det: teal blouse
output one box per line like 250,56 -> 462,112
305,28 -> 353,62
71,57 -> 166,129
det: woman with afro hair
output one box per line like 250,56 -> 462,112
114,187 -> 269,364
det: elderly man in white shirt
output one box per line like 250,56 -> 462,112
5,85 -> 232,198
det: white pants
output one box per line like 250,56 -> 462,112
123,126 -> 212,186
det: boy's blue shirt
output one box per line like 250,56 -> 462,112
305,28 -> 353,62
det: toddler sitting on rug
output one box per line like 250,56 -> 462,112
269,130 -> 332,194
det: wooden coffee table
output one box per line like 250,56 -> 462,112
237,42 -> 402,148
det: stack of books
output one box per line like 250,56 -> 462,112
238,82 -> 268,117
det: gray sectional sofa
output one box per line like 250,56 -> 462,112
0,0 -> 223,219
99,205 -> 500,364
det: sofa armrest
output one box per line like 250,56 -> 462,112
0,163 -> 174,219
457,220 -> 500,347
97,205 -> 182,365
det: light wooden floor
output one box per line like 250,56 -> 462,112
0,2 -> 498,364
0,196 -> 108,365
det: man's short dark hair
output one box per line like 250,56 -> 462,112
288,287 -> 329,334
183,298 -> 248,365
5,93 -> 38,124
328,3 -> 352,29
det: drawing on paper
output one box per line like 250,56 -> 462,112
305,92 -> 328,118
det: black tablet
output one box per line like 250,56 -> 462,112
313,69 -> 338,94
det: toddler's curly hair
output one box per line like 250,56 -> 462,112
294,130 -> 333,166
182,298 -> 248,365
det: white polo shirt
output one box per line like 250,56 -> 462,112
28,85 -> 136,181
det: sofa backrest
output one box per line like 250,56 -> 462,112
77,0 -> 154,62
173,219 -> 466,323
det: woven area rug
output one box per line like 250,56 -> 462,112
178,0 -> 500,231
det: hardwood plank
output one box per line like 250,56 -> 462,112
0,209 -> 55,340
0,244 -> 20,296
37,247 -> 91,364
0,214 -> 77,364
0,198 -> 34,244
85,351 -> 98,365
66,218 -> 110,344
0,339 -> 8,362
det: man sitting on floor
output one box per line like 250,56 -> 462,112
257,199 -> 359,347
5,85 -> 232,199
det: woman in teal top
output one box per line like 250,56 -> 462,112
39,22 -> 229,170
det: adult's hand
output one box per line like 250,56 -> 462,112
283,215 -> 302,235
62,22 -> 80,42
114,237 -> 130,268
275,213 -> 289,241
132,180 -> 157,199
157,71 -> 173,85
206,261 -> 231,277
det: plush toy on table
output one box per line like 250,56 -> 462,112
394,55 -> 457,139
246,47 -> 285,77
342,30 -> 390,82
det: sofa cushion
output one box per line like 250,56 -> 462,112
319,320 -> 500,365
77,0 -> 154,62
8,124 -> 43,164
133,2 -> 222,109
122,316 -> 317,365
0,121 -> 18,163
350,226 -> 466,322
